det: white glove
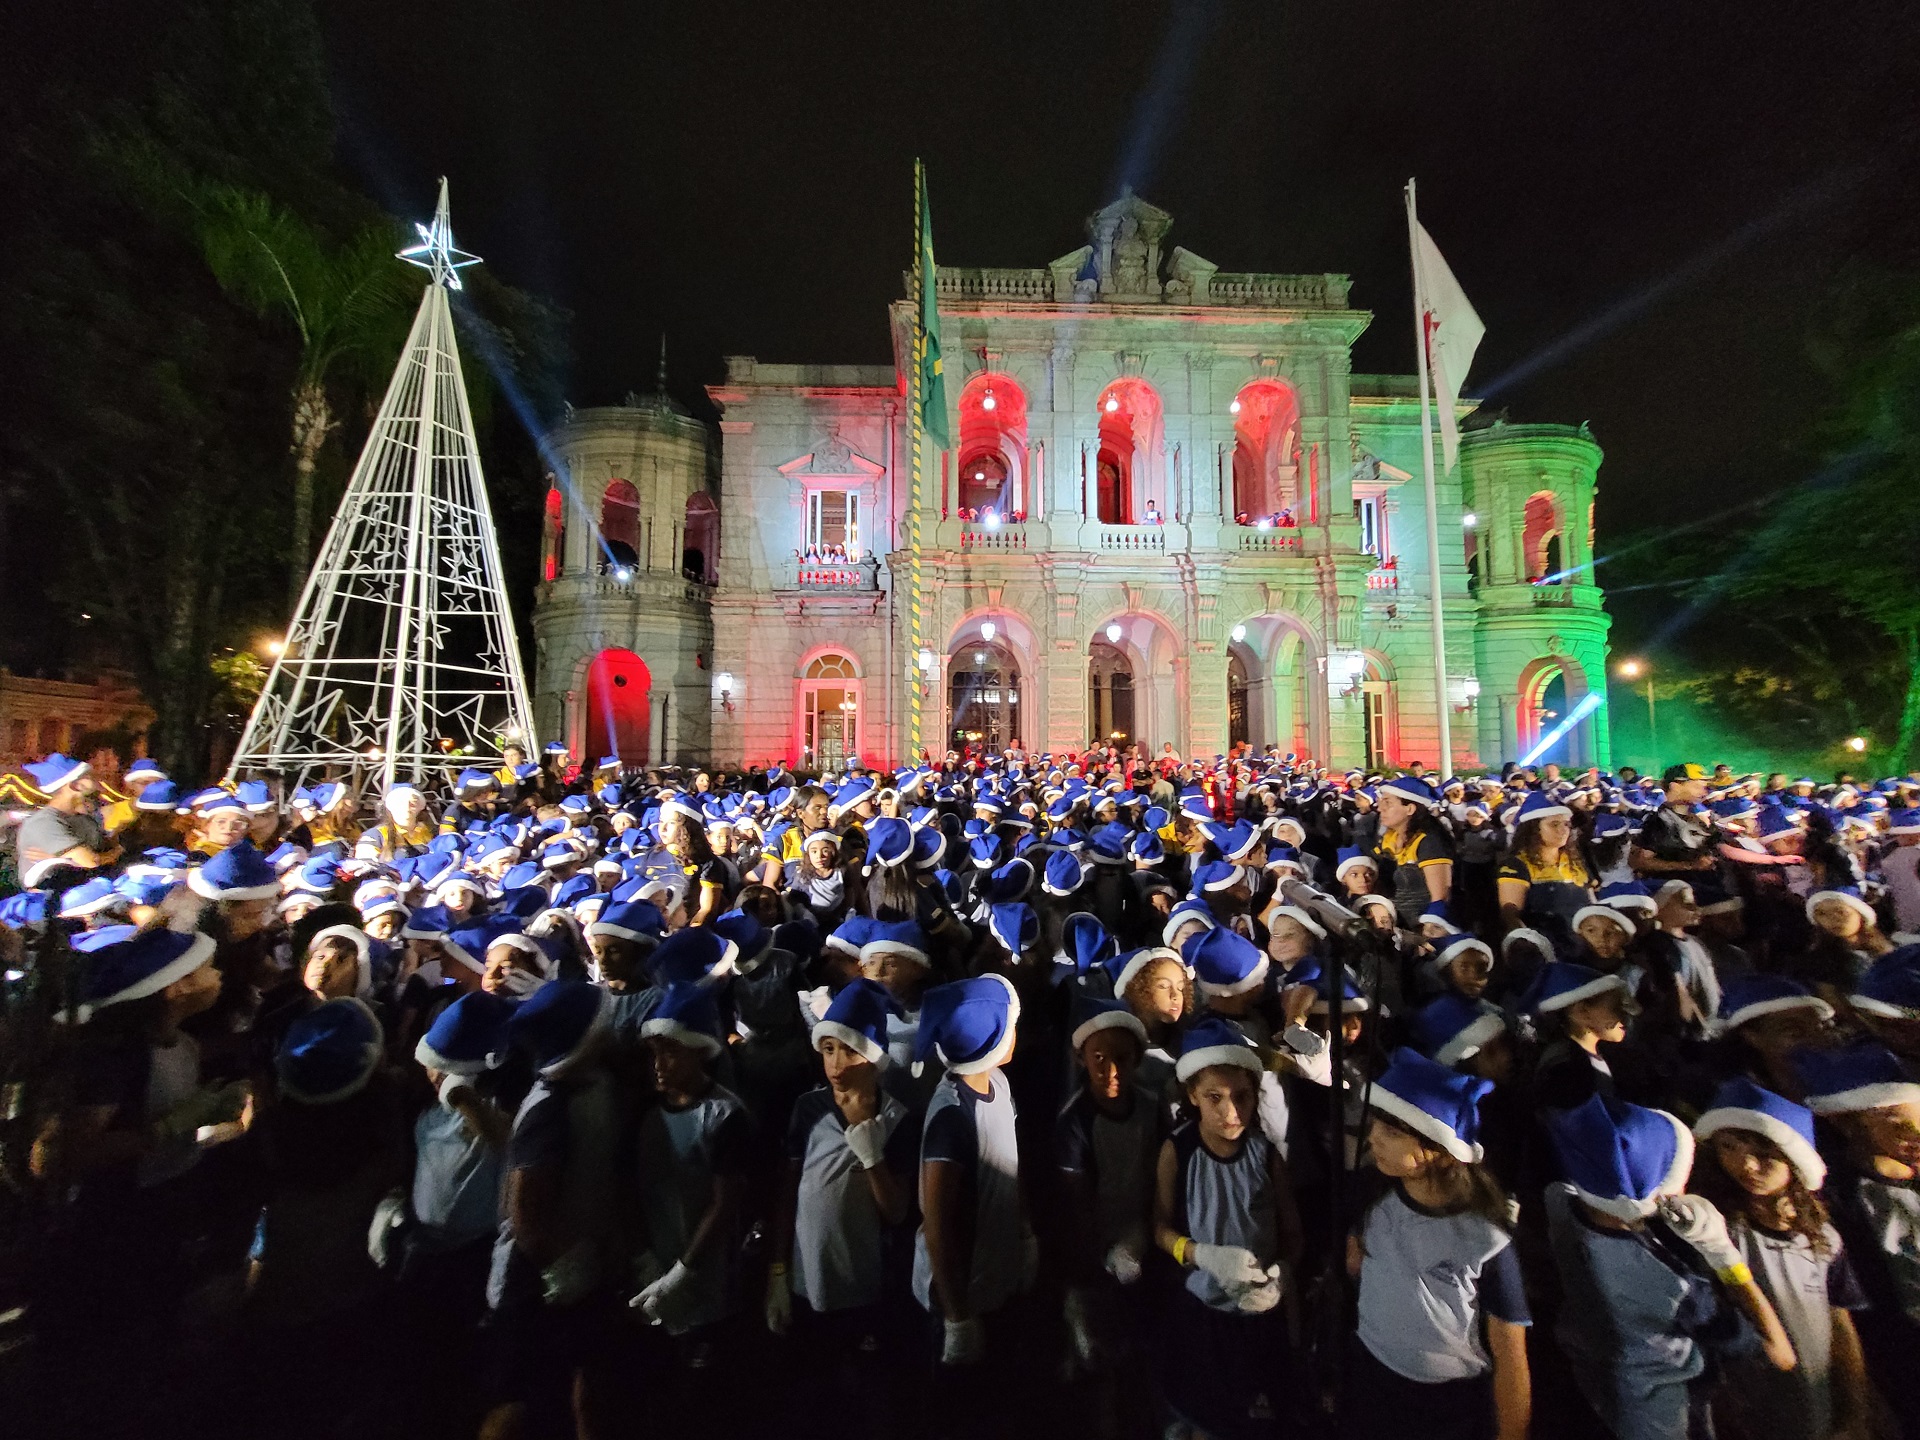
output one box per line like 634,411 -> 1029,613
843,1117 -> 887,1170
1234,1264 -> 1284,1314
1104,1241 -> 1143,1287
1063,1286 -> 1100,1365
1191,1242 -> 1267,1290
634,1258 -> 692,1322
1658,1194 -> 1747,1278
941,1315 -> 986,1366
1281,1025 -> 1334,1087
437,1071 -> 476,1111
367,1190 -> 408,1269
765,1264 -> 792,1335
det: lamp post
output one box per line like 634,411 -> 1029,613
1616,659 -> 1655,762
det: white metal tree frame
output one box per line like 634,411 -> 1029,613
227,179 -> 538,793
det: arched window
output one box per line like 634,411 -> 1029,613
1522,491 -> 1559,583
541,483 -> 565,581
585,648 -> 652,764
957,374 -> 1029,519
1086,638 -> 1133,746
1230,381 -> 1301,522
1094,379 -> 1164,524
800,652 -> 861,768
37,717 -> 65,755
600,479 -> 640,571
684,492 -> 718,584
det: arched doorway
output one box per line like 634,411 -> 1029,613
949,642 -> 1021,753
1087,638 -> 1135,747
958,452 -> 1009,517
1516,656 -> 1594,765
1361,654 -> 1397,770
799,652 -> 861,769
585,648 -> 651,765
1094,379 -> 1164,524
957,373 -> 1029,520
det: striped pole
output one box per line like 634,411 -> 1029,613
907,162 -> 927,762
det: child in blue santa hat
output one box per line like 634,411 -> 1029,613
1153,1016 -> 1302,1440
1543,1093 -> 1796,1439
1055,994 -> 1160,1409
910,972 -> 1035,1428
1344,1047 -> 1531,1440
1797,1042 -> 1920,1435
633,982 -> 753,1369
1690,1077 -> 1874,1440
767,978 -> 919,1427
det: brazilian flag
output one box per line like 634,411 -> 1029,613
915,160 -> 949,448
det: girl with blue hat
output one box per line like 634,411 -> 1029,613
1544,1093 -> 1797,1437
1153,1018 -> 1300,1439
1496,789 -> 1596,950
1372,775 -> 1455,929
1796,1040 -> 1920,1433
1689,1078 -> 1871,1440
1345,1048 -> 1532,1440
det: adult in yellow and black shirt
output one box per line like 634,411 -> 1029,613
1370,776 -> 1455,928
1495,790 -> 1595,945
660,794 -> 735,925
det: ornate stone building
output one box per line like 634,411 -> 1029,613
531,192 -> 1610,773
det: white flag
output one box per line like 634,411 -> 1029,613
1412,222 -> 1484,473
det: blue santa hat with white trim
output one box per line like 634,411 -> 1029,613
824,914 -> 876,961
711,909 -> 773,972
912,973 -> 1021,1076
648,926 -> 738,987
277,998 -> 385,1104
1546,1093 -> 1694,1222
1204,820 -> 1262,862
978,859 -> 1034,905
1693,1078 -> 1825,1189
1130,831 -> 1165,864
24,753 -> 90,794
1368,1047 -> 1493,1164
861,816 -> 914,875
988,902 -> 1037,956
1379,775 -> 1440,809
912,825 -> 947,871
586,899 -> 666,946
1334,845 -> 1376,883
860,919 -> 931,971
1113,944 -> 1185,995
1190,860 -> 1244,895
1854,944 -> 1920,1020
1059,912 -> 1118,977
1573,901 -> 1636,939
1183,925 -> 1268,998
1174,1015 -> 1263,1083
641,981 -> 725,1055
58,876 -> 122,920
508,978 -> 612,1077
136,780 -> 182,813
1513,789 -> 1571,824
1795,1041 -> 1920,1116
1714,973 -> 1832,1033
1042,850 -> 1086,896
188,841 -> 281,902
306,923 -> 382,999
1597,881 -> 1657,915
1522,960 -> 1626,1018
1069,993 -> 1148,1053
810,977 -> 899,1067
1806,886 -> 1878,927
1412,994 -> 1508,1067
1162,898 -> 1216,946
124,757 -> 165,786
72,928 -> 215,1017
415,990 -> 515,1076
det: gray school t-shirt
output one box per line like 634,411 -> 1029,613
1170,1121 -> 1279,1310
787,1085 -> 915,1312
412,1101 -> 504,1248
913,1069 -> 1028,1315
638,1085 -> 751,1331
1356,1186 -> 1530,1382
1720,1221 -> 1865,1440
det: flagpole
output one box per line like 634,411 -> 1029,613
1407,178 -> 1454,775
907,160 -> 928,763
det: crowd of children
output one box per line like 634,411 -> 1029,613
5,745 -> 1920,1440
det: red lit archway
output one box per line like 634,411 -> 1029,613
957,373 -> 1030,519
1230,381 -> 1301,522
1095,378 -> 1164,524
585,648 -> 651,766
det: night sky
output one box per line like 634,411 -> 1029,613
317,0 -> 1914,539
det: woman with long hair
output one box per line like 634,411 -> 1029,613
1370,778 -> 1456,929
1496,792 -> 1595,947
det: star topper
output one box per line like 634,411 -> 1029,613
398,177 -> 483,290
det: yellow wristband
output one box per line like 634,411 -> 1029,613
1715,1262 -> 1752,1287
768,1261 -> 787,1275
1172,1236 -> 1192,1267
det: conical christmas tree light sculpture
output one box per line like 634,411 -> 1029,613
228,179 -> 538,793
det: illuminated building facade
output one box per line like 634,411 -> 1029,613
531,192 -> 1610,772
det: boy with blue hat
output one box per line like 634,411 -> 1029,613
911,974 -> 1032,1376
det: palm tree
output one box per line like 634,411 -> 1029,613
181,183 -> 414,611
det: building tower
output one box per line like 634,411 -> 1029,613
227,180 -> 538,792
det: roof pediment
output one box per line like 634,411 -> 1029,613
776,428 -> 886,479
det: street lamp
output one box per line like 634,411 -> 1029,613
1105,622 -> 1123,644
980,621 -> 996,642
1846,735 -> 1868,753
1616,659 -> 1655,760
